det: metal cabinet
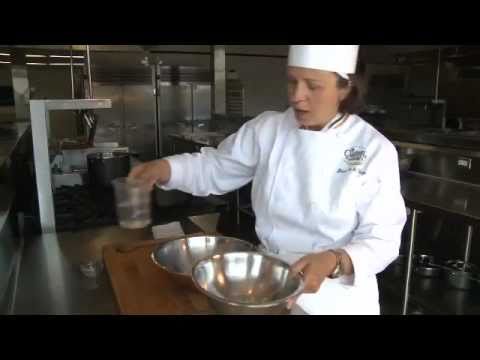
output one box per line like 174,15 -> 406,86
90,84 -> 124,145
159,82 -> 211,157
89,65 -> 212,161
193,84 -> 211,122
123,84 -> 156,161
90,82 -> 157,162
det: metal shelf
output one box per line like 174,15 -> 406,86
379,268 -> 480,315
41,99 -> 112,111
30,99 -> 112,234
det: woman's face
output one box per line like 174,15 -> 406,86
287,67 -> 350,128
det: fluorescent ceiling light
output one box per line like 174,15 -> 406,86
50,63 -> 84,66
50,55 -> 85,59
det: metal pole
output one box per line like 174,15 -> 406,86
86,45 -> 93,98
236,190 -> 241,226
30,101 -> 56,233
151,60 -> 163,159
211,45 -> 226,129
464,225 -> 473,264
434,48 -> 441,102
151,62 -> 159,158
70,45 -> 75,99
402,208 -> 419,315
191,83 -> 195,133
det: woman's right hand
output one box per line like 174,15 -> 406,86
127,159 -> 172,190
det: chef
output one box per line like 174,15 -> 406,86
129,45 -> 407,315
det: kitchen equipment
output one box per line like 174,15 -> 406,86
59,144 -> 129,172
31,98 -> 113,234
151,235 -> 254,288
87,151 -> 131,188
192,252 -> 304,315
415,254 -> 434,264
414,254 -> 442,278
91,64 -> 212,161
112,177 -> 151,229
415,264 -> 441,278
53,185 -> 117,232
52,170 -> 87,189
443,260 -> 480,290
389,253 -> 442,278
154,184 -> 191,207
87,112 -> 98,146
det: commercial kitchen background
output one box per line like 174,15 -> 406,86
2,45 -> 480,315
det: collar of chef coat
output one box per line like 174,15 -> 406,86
294,110 -> 350,138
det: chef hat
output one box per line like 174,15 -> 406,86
288,45 -> 359,79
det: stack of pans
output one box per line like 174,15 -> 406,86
390,254 -> 480,290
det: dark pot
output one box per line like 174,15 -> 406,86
390,254 -> 441,278
444,270 -> 477,290
443,260 -> 480,290
415,264 -> 442,278
87,152 -> 131,188
414,254 -> 441,278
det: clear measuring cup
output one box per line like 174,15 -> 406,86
112,177 -> 152,229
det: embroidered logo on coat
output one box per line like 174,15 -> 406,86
344,147 -> 366,166
337,147 -> 367,174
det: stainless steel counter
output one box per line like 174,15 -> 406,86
0,122 -> 30,168
12,215 -> 313,315
13,226 -> 148,314
380,127 -> 480,151
13,219 -> 205,314
401,172 -> 480,223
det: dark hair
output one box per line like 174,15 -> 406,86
336,71 -> 366,115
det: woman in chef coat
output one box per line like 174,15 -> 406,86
129,45 -> 407,315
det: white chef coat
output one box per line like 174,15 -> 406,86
162,108 -> 407,315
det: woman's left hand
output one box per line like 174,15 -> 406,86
291,251 -> 338,293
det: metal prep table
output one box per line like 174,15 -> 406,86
13,218 -> 205,314
399,172 -> 480,314
11,210 -> 293,315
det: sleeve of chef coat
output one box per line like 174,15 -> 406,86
160,116 -> 262,197
342,141 -> 407,287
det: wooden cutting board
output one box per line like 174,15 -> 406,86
103,233 -> 217,315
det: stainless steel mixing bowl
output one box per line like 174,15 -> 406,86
151,235 -> 255,287
192,251 -> 304,315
